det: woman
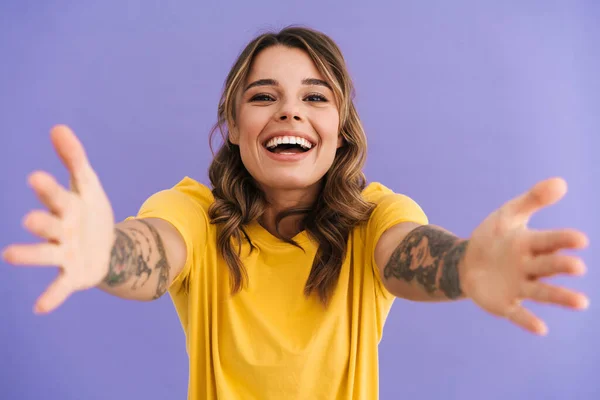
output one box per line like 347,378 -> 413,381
3,27 -> 589,399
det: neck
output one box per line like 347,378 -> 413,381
259,184 -> 321,238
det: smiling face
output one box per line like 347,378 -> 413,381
230,45 -> 342,193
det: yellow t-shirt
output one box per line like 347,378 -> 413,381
129,177 -> 428,399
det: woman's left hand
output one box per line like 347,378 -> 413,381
460,177 -> 589,335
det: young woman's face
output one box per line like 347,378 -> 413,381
232,45 -> 342,193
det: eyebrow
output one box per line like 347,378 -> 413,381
244,78 -> 332,92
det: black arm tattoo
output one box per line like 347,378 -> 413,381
383,225 -> 468,299
104,219 -> 171,299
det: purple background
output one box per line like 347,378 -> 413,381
1,1 -> 598,399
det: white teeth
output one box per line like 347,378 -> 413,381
265,135 -> 313,150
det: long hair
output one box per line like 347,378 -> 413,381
208,26 -> 375,305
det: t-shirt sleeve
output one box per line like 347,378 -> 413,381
365,190 -> 429,298
125,179 -> 210,293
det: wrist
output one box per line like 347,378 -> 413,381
458,239 -> 478,299
438,239 -> 470,300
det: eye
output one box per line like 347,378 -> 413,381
250,93 -> 275,102
304,93 -> 328,102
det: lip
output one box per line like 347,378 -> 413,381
261,130 -> 318,147
263,145 -> 314,162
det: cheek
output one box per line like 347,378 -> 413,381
237,106 -> 270,140
312,109 -> 340,145
234,108 -> 268,171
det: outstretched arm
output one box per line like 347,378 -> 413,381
96,217 -> 186,301
375,222 -> 468,302
375,177 -> 589,335
2,125 -> 188,313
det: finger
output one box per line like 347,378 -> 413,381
502,177 -> 567,222
528,228 -> 589,254
22,209 -> 63,242
34,272 -> 73,314
525,253 -> 586,277
504,303 -> 548,335
49,125 -> 96,192
2,243 -> 63,266
27,170 -> 71,216
521,281 -> 589,310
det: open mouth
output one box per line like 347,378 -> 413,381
264,136 -> 315,154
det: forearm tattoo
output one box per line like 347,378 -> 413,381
383,225 -> 468,299
104,219 -> 171,299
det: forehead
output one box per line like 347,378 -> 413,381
246,45 -> 326,82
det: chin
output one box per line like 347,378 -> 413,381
259,174 -> 323,192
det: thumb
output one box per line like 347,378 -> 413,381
50,125 -> 95,192
34,273 -> 73,314
503,177 -> 567,221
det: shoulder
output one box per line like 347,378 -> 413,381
168,176 -> 215,213
361,182 -> 400,204
129,176 -> 214,223
361,182 -> 429,226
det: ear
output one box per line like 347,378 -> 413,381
336,133 -> 344,149
229,125 -> 240,145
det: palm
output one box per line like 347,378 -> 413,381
461,178 -> 589,335
3,125 -> 115,313
61,182 -> 114,291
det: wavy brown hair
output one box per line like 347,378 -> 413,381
208,26 -> 375,305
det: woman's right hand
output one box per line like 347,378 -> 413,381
3,125 -> 116,314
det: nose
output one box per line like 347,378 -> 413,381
274,100 -> 303,122
277,113 -> 301,121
